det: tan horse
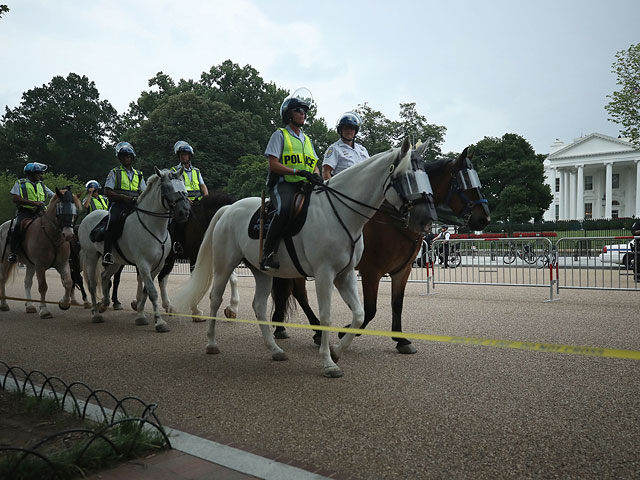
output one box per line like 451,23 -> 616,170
0,189 -> 81,318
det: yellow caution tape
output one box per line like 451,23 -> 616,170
3,295 -> 639,360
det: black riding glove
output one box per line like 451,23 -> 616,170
298,170 -> 324,186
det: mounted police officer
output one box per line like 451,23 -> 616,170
322,111 -> 369,180
102,142 -> 146,266
169,140 -> 208,254
261,87 -> 323,271
82,180 -> 109,213
7,162 -> 54,263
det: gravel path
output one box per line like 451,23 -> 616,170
1,269 -> 638,479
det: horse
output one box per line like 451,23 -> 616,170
131,192 -> 240,321
272,146 -> 491,353
172,138 -> 437,378
77,167 -> 191,332
0,188 -> 82,318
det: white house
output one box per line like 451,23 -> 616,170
542,133 -> 640,221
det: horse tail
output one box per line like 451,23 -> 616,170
173,206 -> 228,314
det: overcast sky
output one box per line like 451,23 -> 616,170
1,0 -> 638,154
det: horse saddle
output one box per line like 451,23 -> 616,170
247,187 -> 312,240
89,216 -> 108,242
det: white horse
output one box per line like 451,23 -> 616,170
173,138 -> 436,377
78,167 -> 191,332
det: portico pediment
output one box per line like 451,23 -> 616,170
548,133 -> 637,161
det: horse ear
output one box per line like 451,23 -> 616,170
55,187 -> 63,198
400,137 -> 411,157
414,139 -> 430,158
154,166 -> 161,176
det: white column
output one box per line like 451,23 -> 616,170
636,160 -> 640,217
549,168 -> 557,219
605,162 -> 613,218
569,170 -> 576,220
560,170 -> 567,219
576,164 -> 584,220
563,170 -> 570,220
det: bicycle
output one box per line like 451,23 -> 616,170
503,242 -> 536,264
536,246 -> 558,269
447,244 -> 462,268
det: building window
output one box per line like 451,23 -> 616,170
584,203 -> 592,219
612,173 -> 619,189
555,204 -> 559,220
555,178 -> 560,192
584,175 -> 593,190
612,209 -> 619,219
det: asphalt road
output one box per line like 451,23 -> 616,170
1,269 -> 639,479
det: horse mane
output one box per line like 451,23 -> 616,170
136,172 -> 161,202
424,157 -> 452,174
199,191 -> 235,210
327,144 -> 407,190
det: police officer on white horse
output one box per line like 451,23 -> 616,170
7,162 -> 54,263
102,142 -> 146,266
322,111 -> 369,180
170,140 -> 208,254
261,88 -> 323,271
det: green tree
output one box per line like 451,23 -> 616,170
0,73 -> 121,181
472,133 -> 552,223
225,154 -> 269,198
355,103 -> 396,155
395,102 -> 446,161
0,5 -> 9,18
605,43 -> 640,145
129,91 -> 263,190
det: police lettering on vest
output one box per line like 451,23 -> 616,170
280,128 -> 318,183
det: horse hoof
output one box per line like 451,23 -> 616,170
396,344 -> 417,355
83,302 -> 91,309
98,304 -> 108,313
0,304 -> 9,312
92,314 -> 104,323
330,345 -> 341,363
112,302 -> 123,311
58,302 -> 70,311
322,366 -> 344,378
155,324 -> 170,333
130,300 -> 138,311
274,329 -> 290,340
25,306 -> 37,314
272,351 -> 288,361
206,345 -> 220,354
135,317 -> 149,326
192,316 -> 206,323
39,311 -> 53,319
223,307 -> 236,319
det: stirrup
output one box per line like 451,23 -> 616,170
102,252 -> 114,266
260,252 -> 279,271
7,253 -> 17,264
173,242 -> 183,254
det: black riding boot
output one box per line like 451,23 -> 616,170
7,225 -> 20,263
102,231 -> 114,265
260,214 -> 285,270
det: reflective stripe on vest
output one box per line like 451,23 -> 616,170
18,179 -> 46,210
280,128 -> 318,183
112,167 -> 143,197
171,166 -> 202,199
88,195 -> 109,212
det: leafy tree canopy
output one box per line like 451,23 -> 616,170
225,154 -> 269,198
472,133 -> 552,223
605,43 -> 640,145
129,91 -> 263,190
0,73 -> 121,181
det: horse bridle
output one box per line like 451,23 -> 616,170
445,157 -> 489,224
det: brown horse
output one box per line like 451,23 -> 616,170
272,147 -> 490,353
0,189 -> 81,318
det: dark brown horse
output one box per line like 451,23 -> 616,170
272,147 -> 490,353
